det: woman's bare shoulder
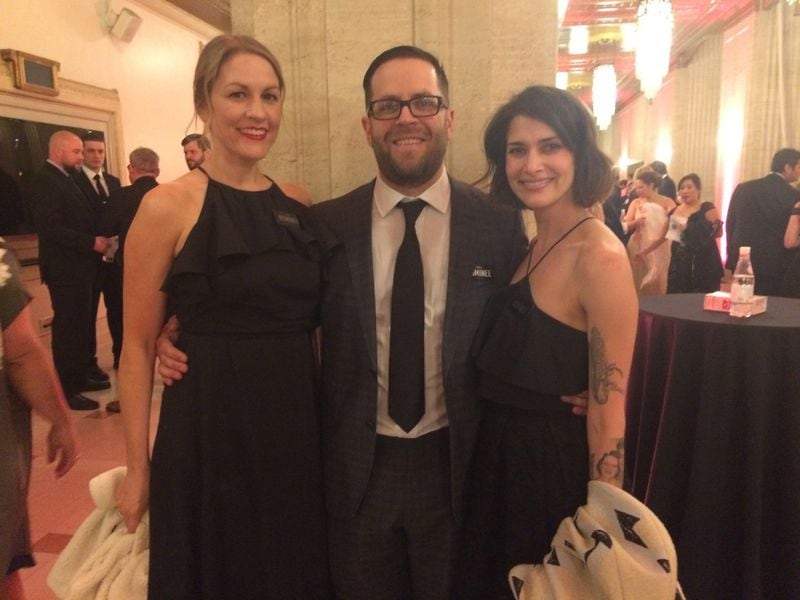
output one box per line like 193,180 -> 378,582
139,172 -> 206,218
656,194 -> 676,211
578,220 -> 631,273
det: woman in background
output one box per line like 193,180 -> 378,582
455,86 -> 637,599
116,35 -> 330,598
624,167 -> 675,295
1,245 -> 78,600
666,174 -> 723,293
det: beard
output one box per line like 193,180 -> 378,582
370,126 -> 449,191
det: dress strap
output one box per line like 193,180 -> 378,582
525,216 -> 594,277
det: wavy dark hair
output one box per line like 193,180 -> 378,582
482,85 -> 614,209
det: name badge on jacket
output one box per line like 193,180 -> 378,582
472,265 -> 493,280
273,210 -> 300,228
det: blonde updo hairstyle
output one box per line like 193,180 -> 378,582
193,35 -> 285,132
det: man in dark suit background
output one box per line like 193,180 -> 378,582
30,131 -> 114,410
725,147 -> 800,295
181,133 -> 210,170
650,160 -> 676,201
104,147 -> 159,270
74,132 -> 122,377
313,46 -> 528,599
101,147 -> 159,414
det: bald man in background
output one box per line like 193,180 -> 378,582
29,131 -> 113,411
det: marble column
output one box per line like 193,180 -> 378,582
231,0 -> 558,200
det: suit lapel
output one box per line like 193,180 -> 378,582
343,185 -> 379,371
48,163 -> 91,210
442,185 -> 475,377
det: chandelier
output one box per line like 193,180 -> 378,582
592,65 -> 617,130
558,0 -> 570,26
569,26 -> 589,54
635,0 -> 674,100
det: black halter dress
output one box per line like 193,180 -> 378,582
148,171 -> 332,599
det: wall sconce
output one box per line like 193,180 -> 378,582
105,7 -> 143,42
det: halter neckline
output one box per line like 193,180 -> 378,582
524,216 -> 593,277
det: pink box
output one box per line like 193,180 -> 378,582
703,291 -> 768,315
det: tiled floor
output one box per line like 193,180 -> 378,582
17,333 -> 162,600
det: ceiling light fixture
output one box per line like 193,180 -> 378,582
620,23 -> 637,52
569,26 -> 590,55
592,64 -> 617,130
558,0 -> 570,26
635,0 -> 674,100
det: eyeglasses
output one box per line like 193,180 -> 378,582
367,95 -> 447,120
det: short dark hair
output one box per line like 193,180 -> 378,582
650,160 -> 668,176
81,131 -> 106,144
181,133 -> 211,151
678,173 -> 702,191
770,148 -> 800,173
362,45 -> 449,107
482,85 -> 614,209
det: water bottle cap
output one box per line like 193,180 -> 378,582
740,246 -> 751,255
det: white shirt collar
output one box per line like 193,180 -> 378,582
82,164 -> 103,179
374,167 -> 451,217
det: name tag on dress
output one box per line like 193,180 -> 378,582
472,265 -> 493,280
273,210 -> 300,228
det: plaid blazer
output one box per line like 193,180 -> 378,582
313,177 -> 527,523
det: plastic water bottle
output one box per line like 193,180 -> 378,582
730,246 -> 755,318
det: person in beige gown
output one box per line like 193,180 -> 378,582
624,166 -> 676,295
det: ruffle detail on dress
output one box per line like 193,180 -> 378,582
471,280 -> 588,396
161,181 -> 338,306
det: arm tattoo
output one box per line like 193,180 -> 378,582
590,439 -> 625,485
589,327 -> 623,405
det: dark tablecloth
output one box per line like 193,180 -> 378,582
626,294 -> 800,600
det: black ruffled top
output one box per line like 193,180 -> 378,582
161,176 -> 336,336
471,277 -> 588,413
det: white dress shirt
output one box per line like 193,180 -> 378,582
372,169 -> 451,438
82,165 -> 109,196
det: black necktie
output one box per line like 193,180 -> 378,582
94,173 -> 108,202
389,199 -> 427,432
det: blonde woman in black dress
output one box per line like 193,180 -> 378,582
116,35 -> 330,599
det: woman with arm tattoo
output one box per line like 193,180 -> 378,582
454,86 -> 638,600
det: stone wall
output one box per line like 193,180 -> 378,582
232,0 -> 559,201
